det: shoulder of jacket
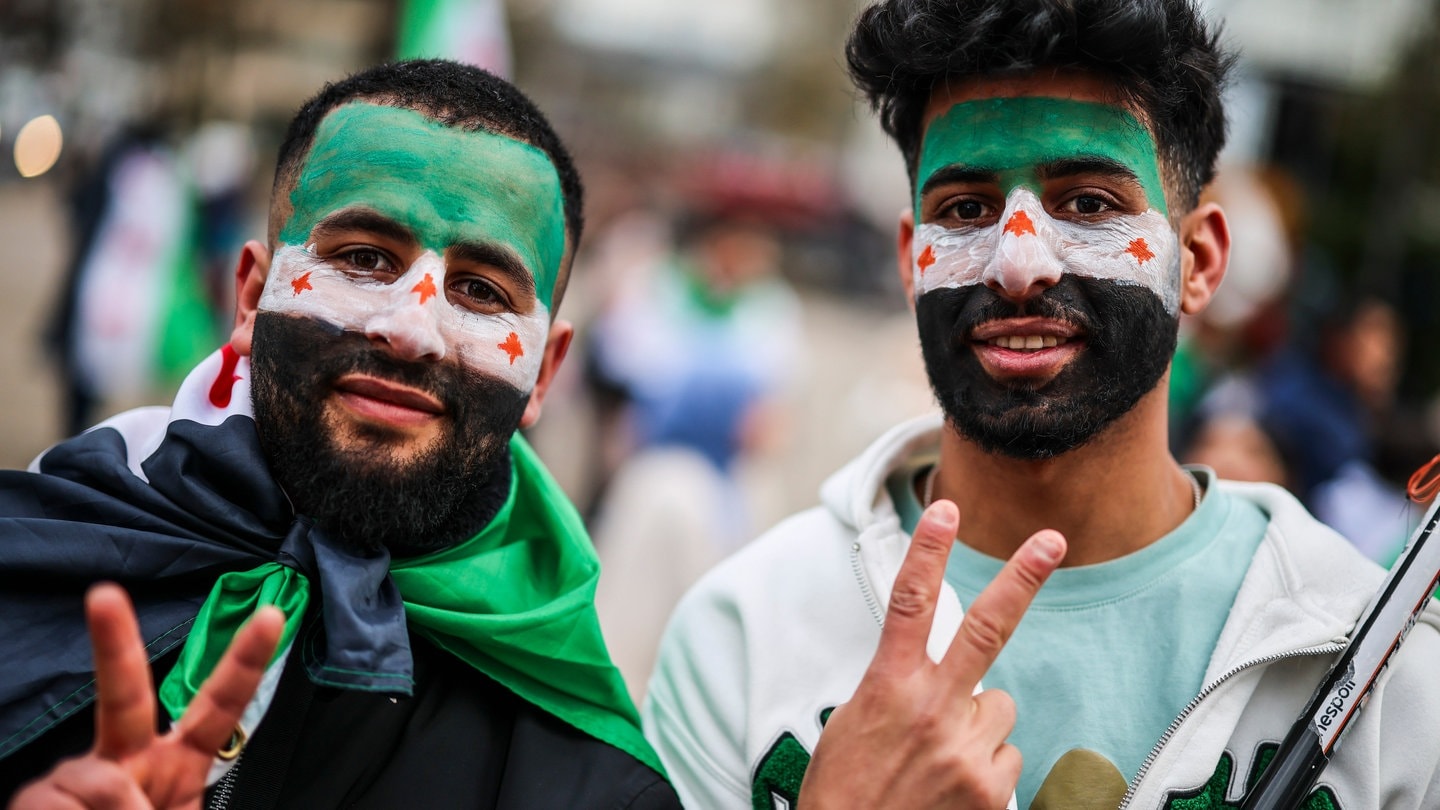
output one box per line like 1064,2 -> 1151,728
819,413 -> 943,530
670,506 -> 859,616
1225,479 -> 1386,598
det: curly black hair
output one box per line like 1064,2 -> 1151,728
268,59 -> 584,304
846,0 -> 1235,210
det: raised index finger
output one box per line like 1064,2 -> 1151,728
873,499 -> 962,672
940,529 -> 1065,690
87,583 -> 158,760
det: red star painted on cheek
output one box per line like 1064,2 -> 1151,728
499,332 -> 524,365
412,273 -> 437,304
291,271 -> 313,296
1003,210 -> 1036,237
1126,238 -> 1155,264
916,244 -> 936,275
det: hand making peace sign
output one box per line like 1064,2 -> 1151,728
10,584 -> 283,810
798,499 -> 1066,809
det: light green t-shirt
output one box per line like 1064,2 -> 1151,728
888,466 -> 1269,809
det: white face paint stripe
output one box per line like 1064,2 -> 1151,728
260,245 -> 550,391
913,188 -> 1182,315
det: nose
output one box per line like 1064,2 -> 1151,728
364,294 -> 446,362
980,209 -> 1063,303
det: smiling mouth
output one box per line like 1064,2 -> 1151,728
333,375 -> 445,418
969,316 -> 1083,353
984,334 -> 1072,351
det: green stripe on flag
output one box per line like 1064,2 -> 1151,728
158,564 -> 310,723
154,190 -> 218,385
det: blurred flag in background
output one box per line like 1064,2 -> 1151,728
397,0 -> 512,78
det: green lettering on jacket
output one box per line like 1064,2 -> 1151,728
750,708 -> 834,810
1163,745 -> 1341,809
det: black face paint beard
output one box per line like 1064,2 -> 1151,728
915,275 -> 1178,460
249,312 -> 530,556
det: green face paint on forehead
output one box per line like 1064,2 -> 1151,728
916,96 -> 1168,217
281,103 -> 568,308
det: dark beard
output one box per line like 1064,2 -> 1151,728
915,275 -> 1177,460
249,312 -> 530,556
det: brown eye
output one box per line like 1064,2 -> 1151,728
953,200 -> 985,220
335,248 -> 395,277
1074,196 -> 1107,215
450,276 -> 509,313
349,249 -> 384,270
461,279 -> 499,303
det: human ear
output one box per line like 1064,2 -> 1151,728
518,319 -> 574,428
229,241 -> 272,357
1178,202 -> 1229,316
896,209 -> 917,311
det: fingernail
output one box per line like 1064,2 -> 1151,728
1034,531 -> 1065,563
928,499 -> 958,523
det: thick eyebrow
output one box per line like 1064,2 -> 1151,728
919,165 -> 1000,199
919,157 -> 1145,200
449,241 -> 537,302
1037,157 -> 1142,186
308,209 -> 417,247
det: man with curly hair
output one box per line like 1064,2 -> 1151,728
643,1 -> 1440,808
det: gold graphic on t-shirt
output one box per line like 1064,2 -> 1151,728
1031,748 -> 1127,810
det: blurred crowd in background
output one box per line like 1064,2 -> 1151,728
3,0 -> 1440,696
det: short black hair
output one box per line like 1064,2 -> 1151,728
846,0 -> 1235,211
270,59 -> 584,305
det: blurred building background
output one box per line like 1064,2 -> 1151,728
3,0 -> 1440,689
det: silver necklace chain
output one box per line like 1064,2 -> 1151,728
921,466 -> 1203,511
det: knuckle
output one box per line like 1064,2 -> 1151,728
944,754 -> 991,796
887,582 -> 934,621
976,689 -> 1017,728
91,759 -> 133,794
1011,556 -> 1049,591
855,676 -> 915,716
176,721 -> 221,758
911,703 -> 946,735
201,685 -> 249,718
911,526 -> 953,553
902,531 -> 952,573
958,610 -> 1010,655
994,743 -> 1024,799
938,744 -> 1012,808
55,755 -> 130,794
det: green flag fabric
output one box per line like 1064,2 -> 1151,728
158,434 -> 661,776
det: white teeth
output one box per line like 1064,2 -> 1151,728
989,335 -> 1064,350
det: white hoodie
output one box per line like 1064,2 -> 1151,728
644,414 -> 1440,809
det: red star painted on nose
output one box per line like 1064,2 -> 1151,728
1003,210 -> 1036,237
916,244 -> 936,274
291,271 -> 313,296
1126,238 -> 1155,264
412,273 -> 437,304
499,332 -> 524,364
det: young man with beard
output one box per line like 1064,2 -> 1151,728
0,60 -> 679,808
643,2 -> 1440,808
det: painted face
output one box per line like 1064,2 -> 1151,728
261,102 -> 566,393
912,96 -> 1179,314
251,313 -> 527,555
910,95 -> 1181,459
248,103 -> 568,550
